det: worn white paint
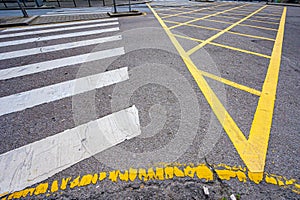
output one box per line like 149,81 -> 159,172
0,67 -> 129,116
0,47 -> 124,80
0,106 -> 140,194
0,35 -> 121,60
0,27 -> 119,48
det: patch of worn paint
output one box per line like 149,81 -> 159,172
3,163 -> 299,199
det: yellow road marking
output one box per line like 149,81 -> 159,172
213,14 -> 279,25
226,13 -> 280,21
2,162 -> 298,199
187,6 -> 267,56
148,3 -> 287,175
161,3 -> 228,19
199,70 -> 262,96
247,7 -> 287,173
200,18 -> 278,31
173,33 -> 271,59
169,4 -> 248,30
165,19 -> 275,41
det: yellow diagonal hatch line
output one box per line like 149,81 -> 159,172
148,3 -> 287,182
187,5 -> 267,56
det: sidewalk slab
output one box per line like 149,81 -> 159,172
30,13 -> 109,25
0,15 -> 38,27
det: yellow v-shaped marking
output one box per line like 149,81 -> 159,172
148,3 -> 287,182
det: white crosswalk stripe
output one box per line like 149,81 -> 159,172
0,18 -> 118,32
0,27 -> 119,47
0,21 -> 119,39
0,18 -> 141,195
0,47 -> 124,80
0,35 -> 122,60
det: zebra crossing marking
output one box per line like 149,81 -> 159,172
0,35 -> 122,60
0,67 -> 129,116
0,106 -> 140,195
1,18 -> 118,32
0,22 -> 118,39
0,47 -> 124,80
0,27 -> 119,48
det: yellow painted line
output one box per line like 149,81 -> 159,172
187,6 -> 267,56
200,70 -> 262,96
209,41 -> 271,59
148,3 -> 256,177
247,7 -> 287,173
149,3 -> 287,176
214,14 -> 279,25
2,162 -> 299,199
161,3 -> 230,19
201,18 -> 278,32
174,33 -> 271,59
169,4 -> 248,30
166,19 -> 275,41
232,13 -> 280,21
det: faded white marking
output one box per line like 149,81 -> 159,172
0,35 -> 121,60
0,47 -> 124,80
0,106 -> 140,194
0,27 -> 119,48
0,67 -> 129,116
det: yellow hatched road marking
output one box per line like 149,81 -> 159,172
165,19 -> 275,41
174,33 -> 271,58
161,3 -> 228,19
187,6 -> 267,56
169,4 -> 248,30
201,18 -> 278,31
213,14 -> 279,25
148,3 -> 287,177
226,13 -> 280,21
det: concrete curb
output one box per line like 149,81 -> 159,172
266,2 -> 300,7
0,15 -> 38,28
108,10 -> 143,17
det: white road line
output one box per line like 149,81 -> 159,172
1,18 -> 118,32
0,67 -> 129,116
0,26 -> 119,48
0,35 -> 121,60
0,21 -> 118,39
0,47 -> 124,80
0,105 -> 140,194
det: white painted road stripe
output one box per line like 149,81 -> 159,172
1,18 -> 118,32
0,105 -> 140,194
0,27 -> 119,48
0,21 -> 119,39
0,67 -> 129,116
0,35 -> 121,60
0,47 -> 124,80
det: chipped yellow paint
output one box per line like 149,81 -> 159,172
50,180 -> 59,193
2,163 -> 298,199
61,177 -> 71,190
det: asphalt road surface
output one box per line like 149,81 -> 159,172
0,1 -> 299,199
